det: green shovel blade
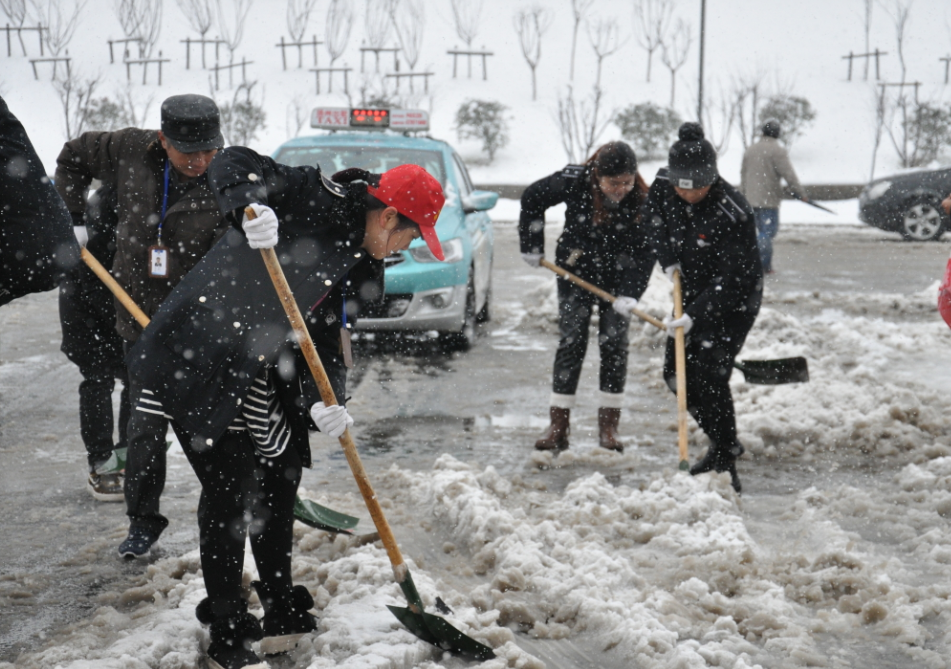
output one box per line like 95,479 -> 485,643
293,496 -> 359,534
386,605 -> 496,661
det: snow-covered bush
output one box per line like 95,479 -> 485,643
614,102 -> 682,160
759,94 -> 816,147
454,99 -> 510,163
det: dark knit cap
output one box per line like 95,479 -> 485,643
762,119 -> 781,138
667,122 -> 717,189
592,141 -> 638,177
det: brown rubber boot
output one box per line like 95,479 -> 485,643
534,407 -> 570,450
598,408 -> 625,452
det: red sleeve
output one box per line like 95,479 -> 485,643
938,256 -> 951,329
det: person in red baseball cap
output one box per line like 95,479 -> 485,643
125,146 -> 448,669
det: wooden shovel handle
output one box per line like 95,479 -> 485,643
81,247 -> 150,327
672,269 -> 689,467
249,210 -> 411,587
539,258 -> 665,330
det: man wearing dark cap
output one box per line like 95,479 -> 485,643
740,119 -> 808,274
644,122 -> 763,493
55,93 -> 231,556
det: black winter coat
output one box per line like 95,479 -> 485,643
127,147 -> 384,458
644,168 -> 763,335
519,164 -> 653,298
0,96 -> 78,306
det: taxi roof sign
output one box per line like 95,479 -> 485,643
310,107 -> 429,132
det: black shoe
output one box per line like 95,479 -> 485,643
207,612 -> 266,669
726,463 -> 742,494
118,526 -> 159,559
252,581 -> 317,655
689,441 -> 743,494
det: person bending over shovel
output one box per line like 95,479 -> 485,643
519,141 -> 654,452
127,151 -> 445,669
644,123 -> 763,493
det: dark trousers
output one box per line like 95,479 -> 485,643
754,208 -> 780,273
662,316 -> 754,450
59,275 -> 130,469
552,278 -> 630,396
78,366 -> 131,469
124,340 -> 189,535
183,430 -> 302,619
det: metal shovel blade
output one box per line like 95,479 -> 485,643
292,496 -> 359,534
735,357 -> 809,385
386,605 -> 496,661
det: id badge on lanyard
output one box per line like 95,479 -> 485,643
149,160 -> 171,279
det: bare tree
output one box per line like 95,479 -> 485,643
51,69 -> 101,139
215,0 -> 253,61
860,0 -> 873,79
729,70 -> 765,150
697,82 -> 735,155
660,18 -> 691,107
556,86 -> 613,162
587,17 -> 624,89
137,0 -> 163,57
285,92 -> 310,138
177,0 -> 214,36
388,0 -> 425,70
217,81 -> 266,146
569,0 -> 594,82
513,5 -> 552,101
879,0 -> 915,166
0,0 -> 30,55
32,0 -> 87,56
632,0 -> 672,83
325,0 -> 353,67
286,0 -> 318,44
363,0 -> 391,49
449,0 -> 482,48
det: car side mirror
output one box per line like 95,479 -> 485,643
461,190 -> 499,214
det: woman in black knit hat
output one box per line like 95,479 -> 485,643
644,123 -> 763,492
519,141 -> 654,453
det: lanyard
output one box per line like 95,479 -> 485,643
158,160 -> 170,244
340,272 -> 349,328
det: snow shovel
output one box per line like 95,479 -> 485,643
539,259 -> 809,385
672,270 -> 690,471
794,194 -> 836,214
250,215 -> 495,661
79,247 -> 359,535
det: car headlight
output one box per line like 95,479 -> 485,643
408,238 -> 464,264
866,180 -> 892,200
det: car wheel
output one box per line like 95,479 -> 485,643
440,274 -> 477,352
901,198 -> 946,241
476,281 -> 491,324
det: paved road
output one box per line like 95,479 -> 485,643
1,221 -> 948,664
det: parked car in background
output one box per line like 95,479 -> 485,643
858,165 -> 951,241
272,107 -> 498,350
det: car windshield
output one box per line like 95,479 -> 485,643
274,145 -> 446,186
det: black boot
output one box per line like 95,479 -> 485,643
534,407 -> 570,450
252,581 -> 318,656
206,611 -> 266,669
597,408 -> 624,452
690,441 -> 744,494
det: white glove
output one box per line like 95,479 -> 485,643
612,296 -> 638,316
73,225 -> 88,247
242,203 -> 279,249
521,252 -> 543,268
664,264 -> 682,283
664,313 -> 693,337
310,402 -> 353,438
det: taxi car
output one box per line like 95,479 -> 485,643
272,107 -> 498,349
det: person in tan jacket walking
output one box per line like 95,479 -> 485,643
740,120 -> 808,274
55,94 -> 231,557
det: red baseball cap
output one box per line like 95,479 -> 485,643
367,164 -> 446,261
